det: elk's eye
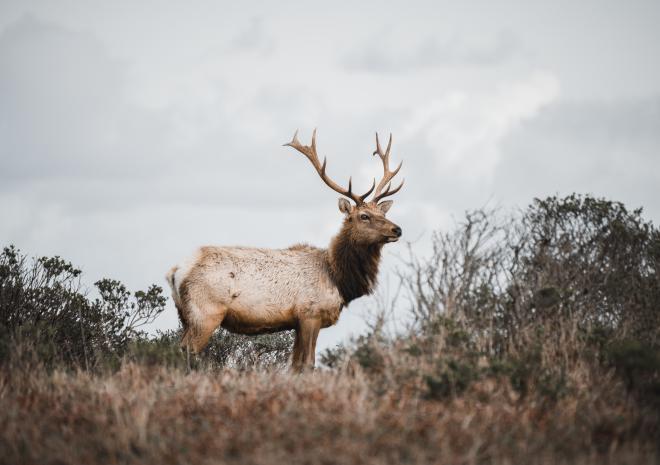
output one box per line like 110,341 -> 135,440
360,214 -> 370,221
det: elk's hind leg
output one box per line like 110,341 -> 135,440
176,303 -> 192,350
188,302 -> 227,354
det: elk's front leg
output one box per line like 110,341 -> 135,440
293,318 -> 321,371
291,329 -> 304,371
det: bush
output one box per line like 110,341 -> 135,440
201,328 -> 294,369
404,195 -> 660,353
606,339 -> 660,404
326,194 -> 660,406
0,246 -> 166,369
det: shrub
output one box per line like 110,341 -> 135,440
0,245 -> 166,369
328,194 -> 660,404
404,195 -> 660,355
200,328 -> 294,369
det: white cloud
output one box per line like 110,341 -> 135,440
401,72 -> 560,185
343,29 -> 524,73
230,16 -> 275,56
497,97 -> 660,220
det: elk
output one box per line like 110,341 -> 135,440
166,130 -> 404,370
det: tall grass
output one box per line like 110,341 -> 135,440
1,363 -> 656,465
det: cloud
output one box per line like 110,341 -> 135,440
496,97 -> 660,220
0,14 -> 324,212
343,30 -> 523,73
400,72 -> 560,187
0,14 -> 125,179
229,16 -> 275,56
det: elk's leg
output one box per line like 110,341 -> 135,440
176,301 -> 192,352
303,320 -> 321,369
296,318 -> 321,371
190,314 -> 225,354
177,327 -> 191,371
291,329 -> 304,371
180,327 -> 191,350
308,322 -> 321,367
188,303 -> 227,354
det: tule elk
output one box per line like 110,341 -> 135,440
166,130 -> 404,370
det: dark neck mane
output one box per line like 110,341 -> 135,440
327,224 -> 383,304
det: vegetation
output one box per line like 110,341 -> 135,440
1,194 -> 659,464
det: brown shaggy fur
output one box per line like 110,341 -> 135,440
327,221 -> 383,304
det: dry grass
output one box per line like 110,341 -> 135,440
0,362 -> 657,465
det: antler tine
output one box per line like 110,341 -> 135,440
383,133 -> 392,159
284,129 -> 364,205
371,132 -> 404,202
359,178 -> 376,202
374,133 -> 382,158
311,127 -> 317,152
372,133 -> 392,162
373,178 -> 405,203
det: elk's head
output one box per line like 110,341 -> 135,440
285,130 -> 404,246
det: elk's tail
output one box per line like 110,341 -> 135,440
166,265 -> 190,331
166,266 -> 181,306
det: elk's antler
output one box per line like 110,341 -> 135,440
284,129 -> 375,205
371,133 -> 404,203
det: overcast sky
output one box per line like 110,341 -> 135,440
1,0 -> 659,349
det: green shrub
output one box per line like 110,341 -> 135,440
425,357 -> 479,399
0,245 -> 166,369
606,339 -> 660,404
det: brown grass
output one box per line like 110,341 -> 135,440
1,362 -> 657,465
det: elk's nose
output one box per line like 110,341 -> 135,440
392,226 -> 402,237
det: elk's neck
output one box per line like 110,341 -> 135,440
327,225 -> 383,305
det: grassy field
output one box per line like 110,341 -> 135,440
1,360 -> 658,465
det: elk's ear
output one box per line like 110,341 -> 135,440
377,200 -> 393,214
338,198 -> 352,216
